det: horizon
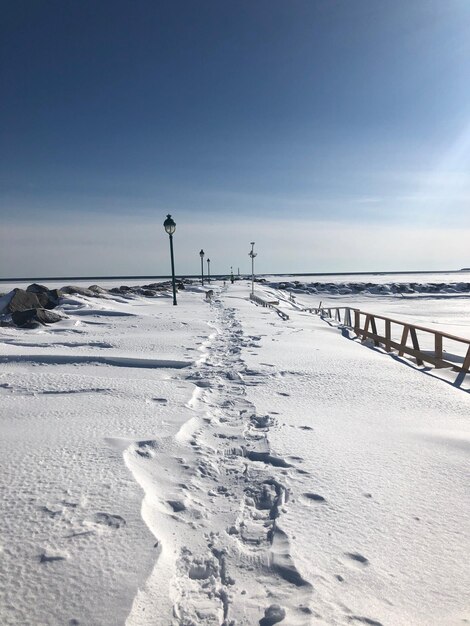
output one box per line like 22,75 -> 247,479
1,267 -> 470,284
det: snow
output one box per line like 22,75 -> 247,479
0,278 -> 469,625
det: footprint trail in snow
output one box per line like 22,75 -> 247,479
125,296 -> 312,625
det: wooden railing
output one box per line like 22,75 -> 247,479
306,305 -> 470,379
304,305 -> 353,326
250,293 -> 290,320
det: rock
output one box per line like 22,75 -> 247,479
88,285 -> 109,295
60,285 -> 96,297
26,283 -> 50,294
142,283 -> 161,290
5,289 -> 42,313
25,284 -> 61,308
12,308 -> 65,328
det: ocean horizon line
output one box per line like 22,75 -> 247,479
1,268 -> 469,283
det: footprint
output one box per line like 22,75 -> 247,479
167,500 -> 186,513
345,552 -> 369,565
349,617 -> 384,626
277,392 -> 290,397
89,512 -> 126,529
299,425 -> 313,431
134,440 -> 158,458
39,505 -> 61,519
250,414 -> 273,429
303,493 -> 326,503
260,604 -> 286,625
244,450 -> 292,468
39,552 -> 66,563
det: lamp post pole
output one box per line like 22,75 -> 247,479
207,258 -> 211,284
163,214 -> 177,306
199,249 -> 205,286
249,241 -> 257,296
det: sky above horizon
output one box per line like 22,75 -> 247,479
1,0 -> 470,278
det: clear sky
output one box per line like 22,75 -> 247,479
1,0 -> 470,278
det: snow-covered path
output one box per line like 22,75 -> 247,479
125,293 -> 312,625
1,282 -> 469,625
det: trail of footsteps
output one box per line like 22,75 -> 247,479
168,298 -> 313,625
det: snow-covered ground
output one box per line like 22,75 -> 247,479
0,279 -> 469,625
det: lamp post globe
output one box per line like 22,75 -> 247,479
199,249 -> 205,286
163,214 -> 176,236
163,214 -> 177,305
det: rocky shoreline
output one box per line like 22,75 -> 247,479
0,280 -> 187,329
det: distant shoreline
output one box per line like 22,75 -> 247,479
0,269 -> 469,283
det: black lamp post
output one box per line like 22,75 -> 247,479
249,241 -> 257,295
163,214 -> 177,305
207,258 -> 211,284
199,249 -> 205,285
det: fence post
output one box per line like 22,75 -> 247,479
462,345 -> 470,372
398,326 -> 409,356
370,315 -> 379,346
385,320 -> 392,352
409,327 -> 424,366
354,309 -> 360,335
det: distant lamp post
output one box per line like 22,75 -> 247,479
207,258 -> 211,284
230,266 -> 234,284
199,249 -> 205,286
249,242 -> 257,295
163,214 -> 177,305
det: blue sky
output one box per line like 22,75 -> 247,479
1,0 -> 470,277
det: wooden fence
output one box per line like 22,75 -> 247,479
250,293 -> 290,320
306,305 -> 470,377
